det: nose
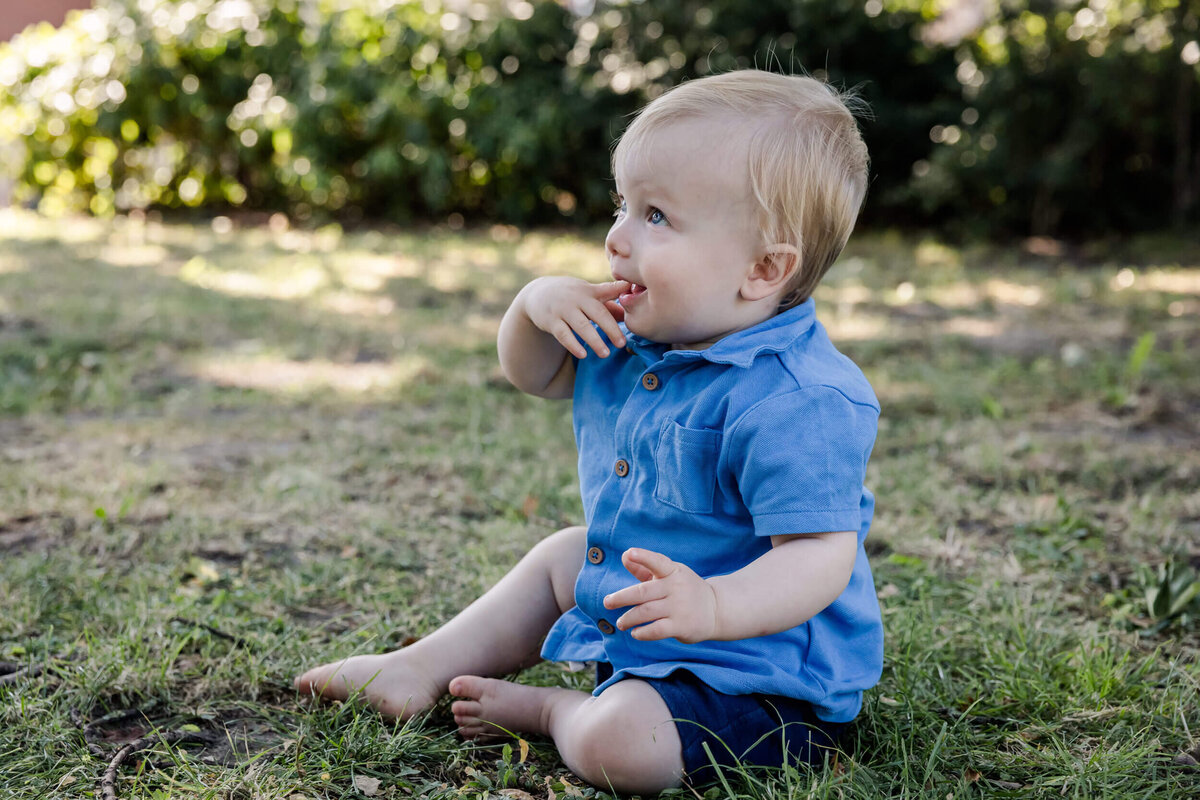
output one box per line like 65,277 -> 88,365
605,216 -> 630,262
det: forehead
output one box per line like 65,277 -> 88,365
614,116 -> 753,202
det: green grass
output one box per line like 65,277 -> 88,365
1,209 -> 1198,799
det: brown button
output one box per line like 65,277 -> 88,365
641,373 -> 659,391
597,619 -> 615,635
587,546 -> 605,564
614,459 -> 629,477
625,346 -> 635,355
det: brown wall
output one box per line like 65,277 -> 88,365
1,0 -> 92,42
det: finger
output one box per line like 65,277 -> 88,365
603,581 -> 667,610
592,280 -> 631,300
615,599 -> 670,631
566,309 -> 611,357
584,299 -> 626,349
623,548 -> 677,581
603,300 -> 626,323
550,322 -> 589,359
623,558 -> 657,583
628,619 -> 673,641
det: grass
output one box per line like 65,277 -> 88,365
1,208 -> 1198,799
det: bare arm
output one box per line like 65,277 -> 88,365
497,277 -> 629,399
603,532 -> 858,643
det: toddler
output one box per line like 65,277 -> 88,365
296,69 -> 883,793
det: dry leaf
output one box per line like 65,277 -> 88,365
557,775 -> 584,798
964,769 -> 982,783
878,695 -> 900,706
518,738 -> 529,763
354,775 -> 382,796
521,495 -> 540,518
497,790 -> 536,800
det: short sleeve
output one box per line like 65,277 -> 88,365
729,386 -> 878,537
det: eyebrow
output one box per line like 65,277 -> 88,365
614,177 -> 679,210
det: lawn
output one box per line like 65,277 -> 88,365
1,208 -> 1197,799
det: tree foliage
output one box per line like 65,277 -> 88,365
0,0 -> 1196,236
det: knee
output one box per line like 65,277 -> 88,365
564,702 -> 682,793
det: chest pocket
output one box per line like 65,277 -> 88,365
654,422 -> 722,514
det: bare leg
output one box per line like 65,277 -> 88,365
449,676 -> 684,794
294,525 -> 585,720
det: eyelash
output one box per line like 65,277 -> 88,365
610,192 -> 669,226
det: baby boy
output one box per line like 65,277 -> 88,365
296,69 -> 883,793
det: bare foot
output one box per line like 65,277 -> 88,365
294,651 -> 442,721
449,675 -> 578,739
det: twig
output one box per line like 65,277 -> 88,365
0,662 -> 45,685
69,708 -> 109,758
0,650 -> 82,686
167,617 -> 253,650
98,729 -> 214,800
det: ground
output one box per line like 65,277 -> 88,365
0,209 -> 1198,799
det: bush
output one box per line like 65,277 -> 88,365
0,0 -> 619,223
0,0 -> 1196,236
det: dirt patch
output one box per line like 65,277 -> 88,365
79,704 -> 291,770
0,511 -> 77,553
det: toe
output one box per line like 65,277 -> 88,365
450,699 -> 481,717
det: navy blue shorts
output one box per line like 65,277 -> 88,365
596,664 -> 845,785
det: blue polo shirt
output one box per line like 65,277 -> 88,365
539,299 -> 883,723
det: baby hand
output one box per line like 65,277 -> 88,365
603,548 -> 720,644
524,277 -> 628,359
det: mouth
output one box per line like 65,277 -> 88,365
618,282 -> 646,306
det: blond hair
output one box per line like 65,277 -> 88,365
612,70 -> 869,308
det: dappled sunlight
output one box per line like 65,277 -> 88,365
914,239 -> 964,270
926,282 -> 983,308
187,352 -> 432,394
98,242 -> 170,268
0,208 -> 106,244
319,291 -> 396,317
942,316 -> 1005,338
327,252 -> 422,292
986,278 -> 1044,307
0,254 -> 27,275
1129,269 -> 1200,296
1168,299 -> 1200,317
518,235 -> 608,281
177,255 -> 329,299
823,312 -> 888,341
822,284 -> 873,306
420,313 -> 502,350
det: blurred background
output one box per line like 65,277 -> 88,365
1,0 -> 1197,239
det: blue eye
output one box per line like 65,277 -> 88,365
648,207 -> 668,226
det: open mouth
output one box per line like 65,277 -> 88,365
619,283 -> 646,305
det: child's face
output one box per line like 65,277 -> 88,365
606,117 -> 766,349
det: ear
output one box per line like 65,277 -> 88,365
740,244 -> 801,302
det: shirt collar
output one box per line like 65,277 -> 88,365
622,298 -> 817,369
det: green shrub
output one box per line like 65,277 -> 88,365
0,0 -> 624,224
0,0 -> 1195,235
